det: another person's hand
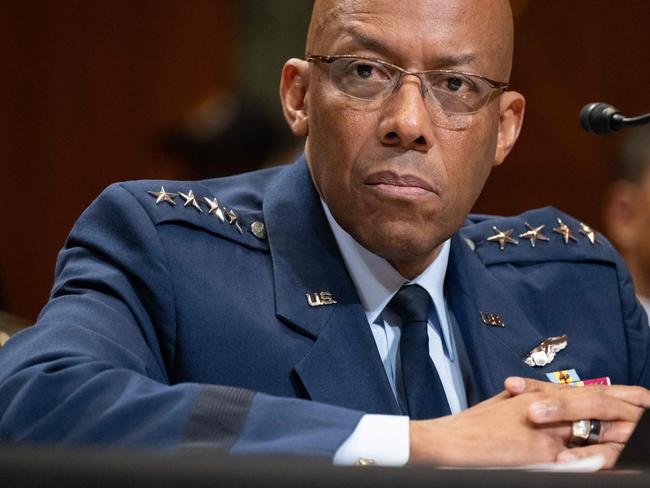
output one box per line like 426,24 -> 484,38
504,376 -> 650,468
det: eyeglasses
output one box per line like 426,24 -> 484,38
307,54 -> 508,117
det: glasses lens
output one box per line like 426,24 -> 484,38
329,58 -> 394,100
424,72 -> 490,114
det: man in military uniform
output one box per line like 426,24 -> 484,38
0,0 -> 648,468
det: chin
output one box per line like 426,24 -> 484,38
356,221 -> 442,264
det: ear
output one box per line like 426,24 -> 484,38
279,58 -> 310,137
494,90 -> 525,166
603,181 -> 642,251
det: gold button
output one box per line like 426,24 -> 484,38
0,332 -> 10,347
355,458 -> 376,466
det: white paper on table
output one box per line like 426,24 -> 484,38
440,455 -> 606,473
519,455 -> 606,472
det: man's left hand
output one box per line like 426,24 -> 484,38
504,377 -> 650,468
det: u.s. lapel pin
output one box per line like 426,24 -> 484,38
306,291 -> 337,307
480,311 -> 505,327
523,335 -> 568,367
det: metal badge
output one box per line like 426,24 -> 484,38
487,226 -> 518,250
306,291 -> 337,307
147,186 -> 177,206
250,221 -> 267,240
178,190 -> 203,213
553,218 -> 577,244
226,209 -> 243,234
523,335 -> 568,367
480,311 -> 505,327
204,197 -> 225,223
579,223 -> 599,245
518,222 -> 550,248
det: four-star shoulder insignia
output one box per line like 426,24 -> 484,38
482,216 -> 602,253
487,226 -> 519,251
178,190 -> 203,213
553,218 -> 578,244
518,222 -> 550,248
145,187 -> 264,240
148,186 -> 177,206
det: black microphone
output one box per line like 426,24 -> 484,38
580,102 -> 650,135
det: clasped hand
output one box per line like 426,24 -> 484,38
409,377 -> 650,468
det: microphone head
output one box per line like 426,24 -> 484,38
579,102 -> 622,134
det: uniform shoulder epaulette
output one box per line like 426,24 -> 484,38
123,180 -> 269,251
460,206 -> 616,266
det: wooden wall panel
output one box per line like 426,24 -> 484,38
0,1 -> 234,319
475,1 -> 650,225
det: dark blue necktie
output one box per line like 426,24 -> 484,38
389,284 -> 451,420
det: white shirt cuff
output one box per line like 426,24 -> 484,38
332,414 -> 409,466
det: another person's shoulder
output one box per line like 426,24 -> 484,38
460,206 -> 620,266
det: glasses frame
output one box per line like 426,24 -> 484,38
306,54 -> 509,114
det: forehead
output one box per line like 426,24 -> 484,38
310,0 -> 512,77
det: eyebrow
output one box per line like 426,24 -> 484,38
346,29 -> 478,69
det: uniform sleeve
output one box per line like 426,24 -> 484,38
0,184 -> 362,455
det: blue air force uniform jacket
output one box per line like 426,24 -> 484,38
0,157 -> 648,456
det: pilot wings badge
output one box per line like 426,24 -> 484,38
523,335 -> 568,367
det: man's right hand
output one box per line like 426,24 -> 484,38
408,380 -> 650,467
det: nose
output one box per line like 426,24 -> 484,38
377,75 -> 434,152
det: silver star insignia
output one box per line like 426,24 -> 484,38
147,186 -> 177,206
518,222 -> 550,248
226,209 -> 243,234
178,190 -> 203,213
204,197 -> 225,222
553,218 -> 578,244
579,222 -> 599,245
487,226 -> 519,251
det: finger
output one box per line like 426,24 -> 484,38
596,385 -> 650,409
598,419 -> 638,444
506,378 -> 650,408
528,390 -> 644,424
556,442 -> 625,470
504,376 -> 568,396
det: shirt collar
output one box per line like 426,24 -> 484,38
321,200 -> 451,325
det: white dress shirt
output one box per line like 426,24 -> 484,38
321,202 -> 467,466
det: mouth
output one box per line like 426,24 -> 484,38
364,171 -> 435,197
